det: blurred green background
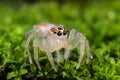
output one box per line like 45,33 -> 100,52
0,0 -> 120,80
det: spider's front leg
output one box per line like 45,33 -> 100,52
33,39 -> 41,70
64,29 -> 80,60
76,33 -> 93,69
76,33 -> 85,69
67,29 -> 92,69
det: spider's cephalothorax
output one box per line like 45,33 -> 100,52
25,23 -> 93,72
50,27 -> 68,39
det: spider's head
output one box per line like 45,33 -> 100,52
50,25 -> 68,39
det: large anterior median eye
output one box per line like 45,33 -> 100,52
57,27 -> 68,36
57,31 -> 62,36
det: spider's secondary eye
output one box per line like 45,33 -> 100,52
57,31 -> 62,36
51,27 -> 58,34
51,28 -> 55,32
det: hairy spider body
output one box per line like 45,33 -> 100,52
25,23 -> 92,72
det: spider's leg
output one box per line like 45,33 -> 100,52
66,29 -> 80,60
76,34 -> 85,69
25,29 -> 33,38
25,34 -> 33,64
56,51 -> 62,63
38,36 -> 57,72
64,50 -> 70,60
46,52 -> 57,72
33,39 -> 41,70
85,40 -> 93,64
68,29 -> 91,69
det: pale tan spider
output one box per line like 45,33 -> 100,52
25,23 -> 93,72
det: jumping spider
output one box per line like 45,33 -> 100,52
25,23 -> 93,72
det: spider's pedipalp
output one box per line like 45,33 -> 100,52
68,29 -> 80,49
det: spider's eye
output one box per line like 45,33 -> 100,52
57,31 -> 62,36
63,29 -> 68,35
51,27 -> 58,34
51,28 -> 55,32
54,32 -> 56,34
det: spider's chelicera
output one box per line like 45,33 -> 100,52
25,23 -> 93,72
